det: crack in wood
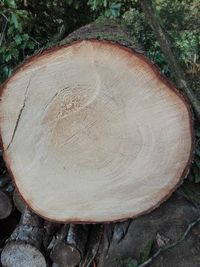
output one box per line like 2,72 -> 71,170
5,77 -> 32,151
43,87 -> 69,112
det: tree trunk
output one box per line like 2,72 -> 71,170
0,19 -> 193,224
1,207 -> 46,267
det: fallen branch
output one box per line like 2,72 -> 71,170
138,216 -> 200,267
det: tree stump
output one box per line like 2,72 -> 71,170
0,19 -> 193,223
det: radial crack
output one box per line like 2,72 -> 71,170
5,77 -> 32,151
43,87 -> 69,112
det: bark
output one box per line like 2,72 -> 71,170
140,0 -> 200,121
60,18 -> 142,53
50,224 -> 90,267
1,207 -> 46,267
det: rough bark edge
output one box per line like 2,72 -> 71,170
0,38 -> 195,223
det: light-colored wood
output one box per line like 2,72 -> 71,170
0,40 -> 193,222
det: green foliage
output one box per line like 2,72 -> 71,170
154,0 -> 200,75
124,240 -> 153,267
0,0 -> 92,83
88,0 -> 122,18
139,240 -> 154,264
0,0 -> 38,82
126,258 -> 138,267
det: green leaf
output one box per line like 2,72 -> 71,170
4,0 -> 16,8
10,12 -> 19,28
126,258 -> 138,267
4,53 -> 12,62
74,1 -> 80,9
65,0 -> 73,5
26,40 -> 36,49
14,35 -> 22,45
2,66 -> 12,78
103,0 -> 108,7
110,2 -> 121,18
139,240 -> 153,264
10,47 -> 19,58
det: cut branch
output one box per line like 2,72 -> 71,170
138,216 -> 200,267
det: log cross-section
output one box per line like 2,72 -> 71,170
0,20 -> 193,223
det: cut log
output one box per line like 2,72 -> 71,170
0,19 -> 193,223
1,207 -> 46,267
50,224 -> 90,267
